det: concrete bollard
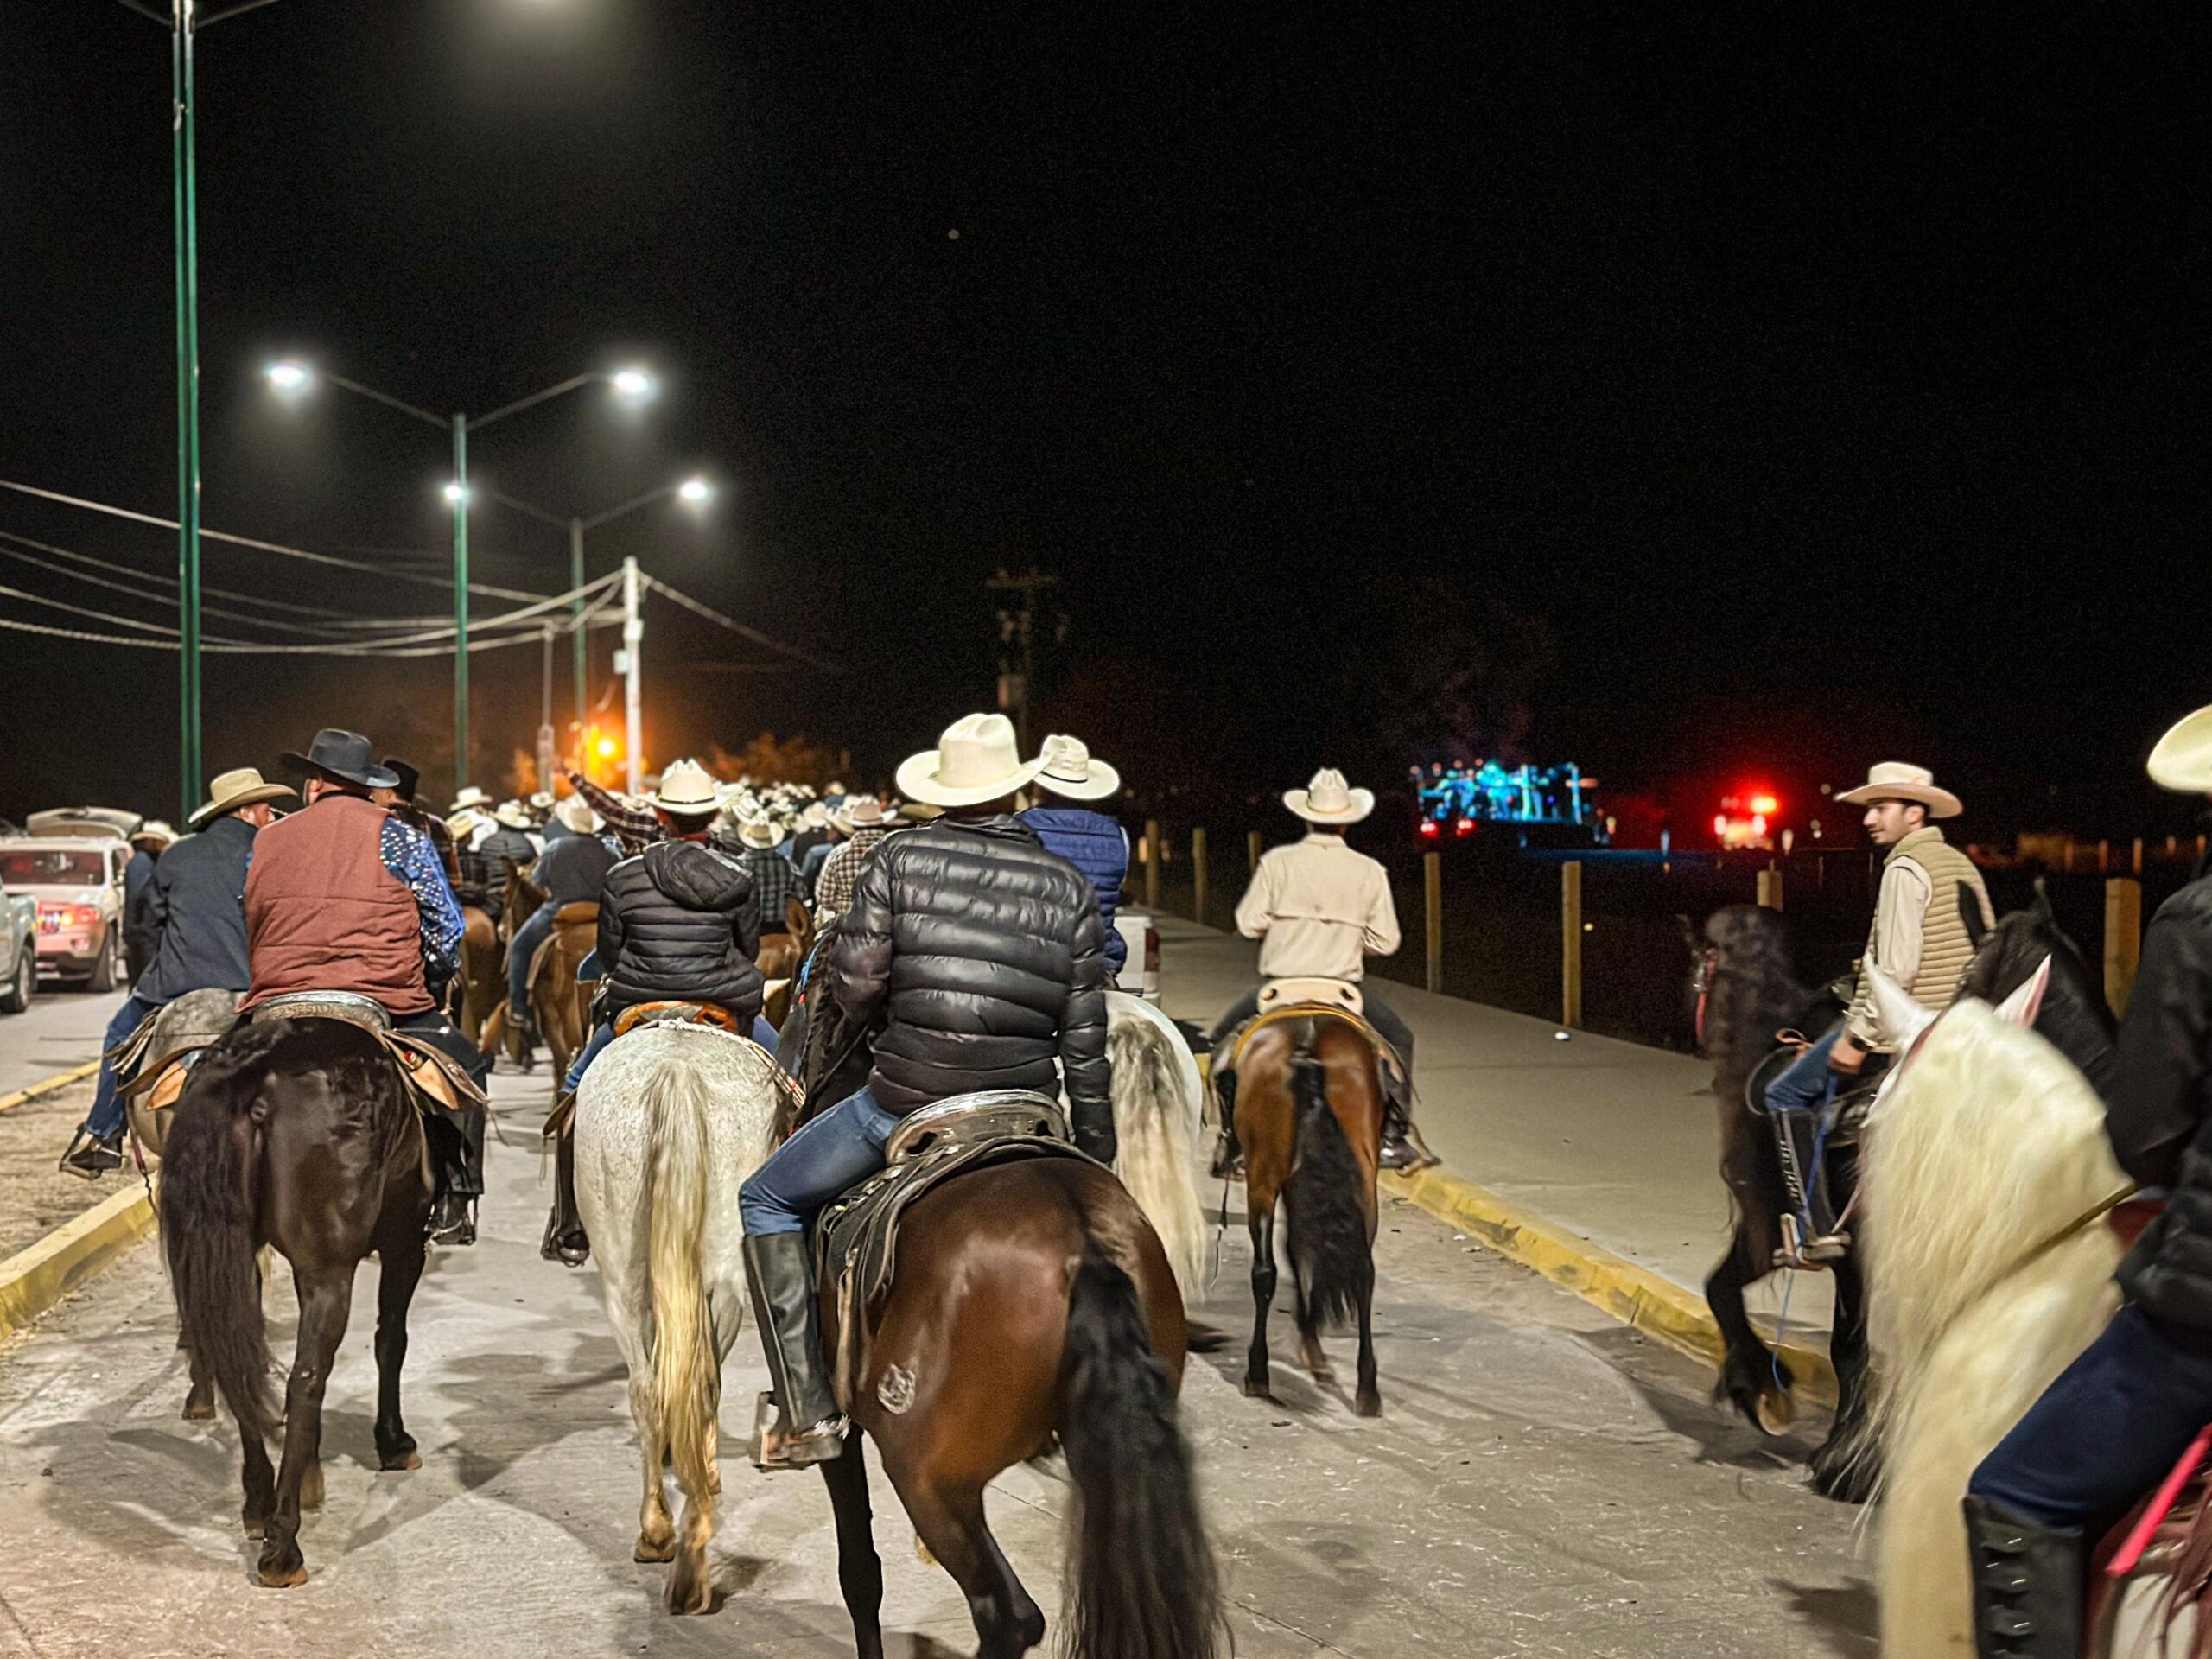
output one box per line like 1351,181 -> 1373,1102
1757,866 -> 1783,912
2106,877 -> 2142,1017
1561,860 -> 1583,1029
1424,851 -> 1442,995
1143,819 -> 1160,912
1247,829 -> 1262,874
1192,828 -> 1207,925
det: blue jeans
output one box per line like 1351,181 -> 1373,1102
1972,1305 -> 2212,1530
739,1087 -> 899,1236
508,902 -> 556,1017
563,1012 -> 784,1095
1765,1026 -> 1843,1117
86,992 -> 162,1139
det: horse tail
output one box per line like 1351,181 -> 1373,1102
643,1051 -> 717,1528
1284,1033 -> 1371,1330
1058,1243 -> 1222,1659
159,1029 -> 279,1443
1107,1005 -> 1207,1300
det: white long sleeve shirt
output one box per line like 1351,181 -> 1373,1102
1845,856 -> 1931,1046
1234,832 -> 1401,982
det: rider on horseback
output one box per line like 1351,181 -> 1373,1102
239,729 -> 488,1244
1018,734 -> 1130,979
1209,768 -> 1433,1171
1961,707 -> 2212,1659
1765,761 -> 1991,1262
60,766 -> 296,1178
506,795 -> 616,1036
738,713 -> 1116,1469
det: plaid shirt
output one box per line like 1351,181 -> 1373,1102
565,772 -> 662,855
741,847 -> 809,930
811,826 -> 889,927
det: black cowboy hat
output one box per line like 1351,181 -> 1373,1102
381,758 -> 422,802
281,728 -> 400,791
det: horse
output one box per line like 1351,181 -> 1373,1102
1226,1014 -> 1385,1416
1690,903 -> 1877,1498
572,1020 -> 784,1614
159,1017 -> 435,1588
480,865 -> 546,1069
754,895 -> 816,993
528,900 -> 599,1092
455,905 -> 502,1047
1105,989 -> 1208,1299
1855,896 -> 2123,1656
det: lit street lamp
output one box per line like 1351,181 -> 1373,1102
262,359 -> 658,791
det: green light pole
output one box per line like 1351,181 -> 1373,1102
452,415 -> 468,788
171,0 -> 200,824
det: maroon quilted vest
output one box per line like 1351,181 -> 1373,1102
241,792 -> 431,1015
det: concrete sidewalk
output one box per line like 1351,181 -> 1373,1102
0,986 -> 121,1100
1152,914 -> 1830,1340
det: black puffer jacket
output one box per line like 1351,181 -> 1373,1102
829,814 -> 1113,1160
595,839 -> 762,1023
2109,875 -> 2212,1329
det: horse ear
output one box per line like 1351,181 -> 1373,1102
1864,963 -> 1936,1052
1993,956 -> 2051,1028
2032,878 -> 2057,925
1959,883 -> 1989,948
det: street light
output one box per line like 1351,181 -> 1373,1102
677,475 -> 712,505
262,361 -> 658,791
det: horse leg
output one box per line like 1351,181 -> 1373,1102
182,1336 -> 217,1421
238,1416 -> 277,1541
258,1268 -> 352,1588
1352,1240 -> 1381,1418
1810,1249 -> 1879,1503
372,1219 -> 427,1471
819,1431 -> 885,1659
1292,1246 -> 1335,1387
1245,1192 -> 1278,1400
898,1474 -> 1042,1659
1705,1226 -> 1792,1434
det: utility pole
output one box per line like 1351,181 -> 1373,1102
569,516 -> 588,751
537,626 -> 557,793
621,556 -> 644,795
988,567 -> 1059,749
452,413 -> 469,789
172,0 -> 202,823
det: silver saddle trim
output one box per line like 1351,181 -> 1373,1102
251,990 -> 392,1030
882,1090 -> 1069,1164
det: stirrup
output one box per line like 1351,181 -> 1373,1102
1772,1213 -> 1847,1271
747,1390 -> 847,1470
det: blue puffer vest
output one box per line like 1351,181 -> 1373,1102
1019,806 -> 1129,974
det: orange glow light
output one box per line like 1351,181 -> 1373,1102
1750,793 -> 1779,817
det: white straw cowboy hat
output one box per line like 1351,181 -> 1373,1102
493,799 -> 537,830
831,796 -> 887,834
648,760 -> 722,817
1835,761 -> 1963,819
1033,734 -> 1122,802
445,806 -> 491,842
553,794 -> 602,836
131,819 -> 178,848
2150,706 -> 2212,794
1284,767 -> 1375,825
895,713 -> 1046,808
188,768 -> 296,828
449,785 -> 490,813
737,816 -> 781,849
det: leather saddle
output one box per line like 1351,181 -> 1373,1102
1211,996 -> 1410,1122
811,1089 -> 1084,1412
246,991 -> 489,1120
613,999 -> 740,1038
1745,1041 -> 1888,1147
113,988 -> 244,1113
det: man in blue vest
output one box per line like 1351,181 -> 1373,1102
1019,734 -> 1129,980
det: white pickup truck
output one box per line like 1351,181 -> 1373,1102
0,809 -> 140,993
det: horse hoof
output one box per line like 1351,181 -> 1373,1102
379,1449 -> 422,1472
1355,1389 -> 1382,1418
242,1516 -> 266,1541
1242,1376 -> 1270,1399
257,1564 -> 307,1590
181,1399 -> 216,1422
1307,1365 -> 1336,1387
1754,1389 -> 1796,1437
634,1535 -> 676,1564
299,1469 -> 324,1512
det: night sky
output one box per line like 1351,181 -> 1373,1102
1,6 -> 2203,839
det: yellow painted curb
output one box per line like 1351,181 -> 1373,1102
0,1058 -> 100,1117
0,1181 -> 156,1338
1382,1164 -> 1838,1406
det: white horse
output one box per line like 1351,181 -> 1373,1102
574,1023 -> 784,1615
1859,963 -> 2128,1657
1105,989 -> 1208,1300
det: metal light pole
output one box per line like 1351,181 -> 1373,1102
621,556 -> 644,796
569,517 -> 587,733
452,413 -> 468,786
171,0 -> 202,823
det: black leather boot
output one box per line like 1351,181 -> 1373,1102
540,1128 -> 590,1267
59,1128 -> 124,1180
1379,1095 -> 1439,1172
1963,1495 -> 2082,1659
742,1232 -> 845,1468
1772,1109 -> 1848,1265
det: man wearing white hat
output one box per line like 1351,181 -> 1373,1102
1210,768 -> 1430,1170
61,767 -> 295,1179
1765,761 -> 1993,1263
1020,735 -> 1132,978
734,816 -> 810,937
1957,709 -> 2212,1658
737,713 -> 1113,1467
810,796 -> 892,929
122,819 -> 177,988
505,795 -> 617,1036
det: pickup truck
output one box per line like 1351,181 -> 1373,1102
0,890 -> 34,1014
1,809 -> 141,992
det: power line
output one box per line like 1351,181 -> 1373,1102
640,575 -> 836,671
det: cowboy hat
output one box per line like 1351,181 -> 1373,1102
445,806 -> 491,842
450,785 -> 490,813
188,767 -> 296,828
895,800 -> 943,823
736,816 -> 782,849
281,728 -> 399,791
895,713 -> 1044,808
1835,761 -> 1962,819
831,796 -> 887,834
529,790 -> 555,812
647,759 -> 722,817
2149,706 -> 2212,795
553,794 -> 603,836
1285,767 -> 1375,825
1033,734 -> 1122,802
379,758 -> 423,803
131,819 -> 178,848
493,799 -> 537,830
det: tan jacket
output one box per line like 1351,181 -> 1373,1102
1234,832 -> 1401,982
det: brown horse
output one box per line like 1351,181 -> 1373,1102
160,1017 -> 434,1588
1229,1015 -> 1385,1416
754,894 -> 816,989
815,1157 -> 1221,1659
480,865 -> 547,1069
455,905 -> 501,1047
528,900 -> 599,1091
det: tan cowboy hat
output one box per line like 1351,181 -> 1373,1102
737,816 -> 781,849
648,759 -> 721,817
445,806 -> 491,842
895,713 -> 1044,808
831,796 -> 887,834
131,819 -> 178,848
188,767 -> 296,829
493,799 -> 536,830
1285,767 -> 1374,825
450,785 -> 491,813
2149,706 -> 2212,794
553,794 -> 602,836
1835,761 -> 1962,819
1033,734 -> 1122,802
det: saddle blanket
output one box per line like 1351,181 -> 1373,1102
1211,1001 -> 1410,1122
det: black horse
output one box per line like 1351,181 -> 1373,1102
1955,882 -> 2117,1093
161,1017 -> 435,1587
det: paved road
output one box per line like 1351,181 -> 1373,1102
0,1057 -> 1869,1658
0,983 -> 121,1099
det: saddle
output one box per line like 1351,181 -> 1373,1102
811,1090 -> 1084,1412
1745,1041 -> 1888,1147
1211,996 -> 1410,1122
112,988 -> 243,1113
247,992 -> 489,1120
613,999 -> 741,1038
